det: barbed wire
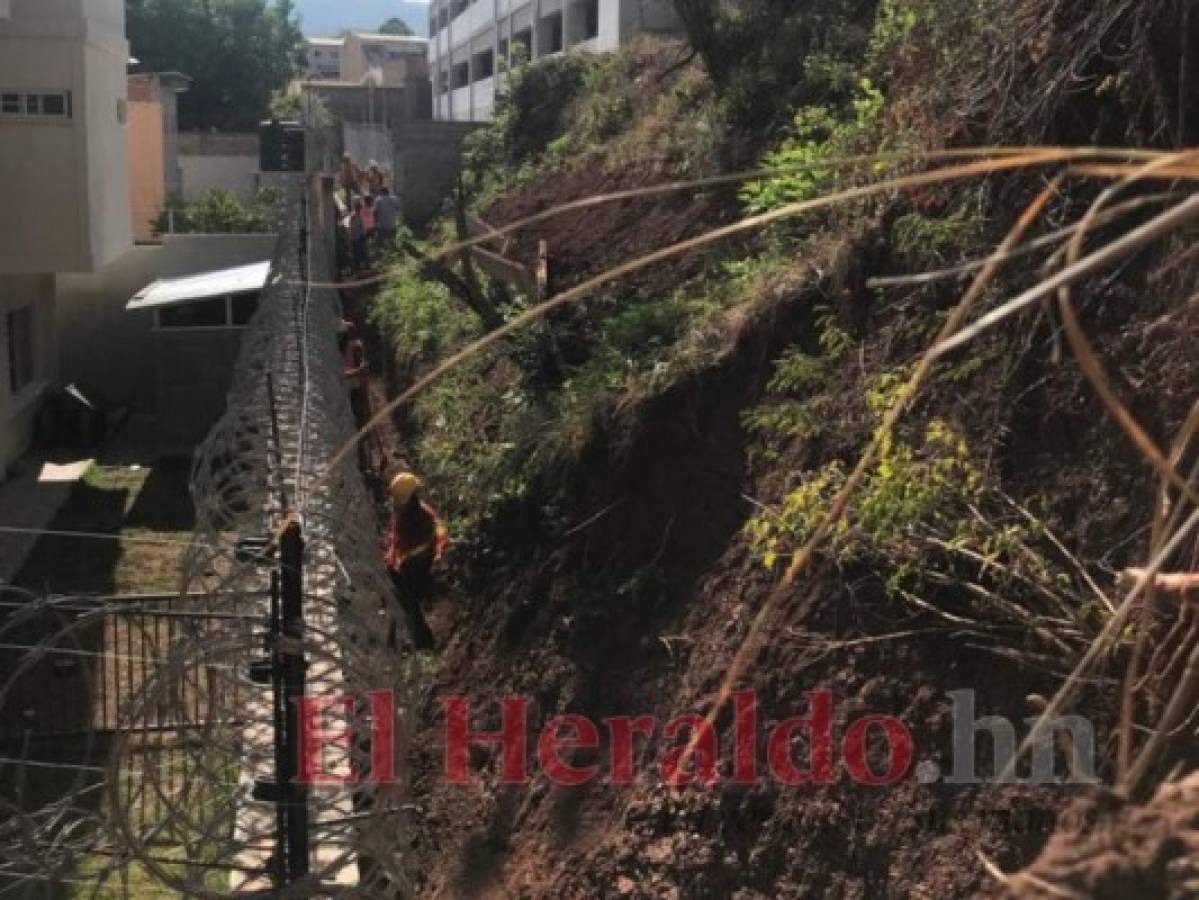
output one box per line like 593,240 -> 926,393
0,177 -> 416,897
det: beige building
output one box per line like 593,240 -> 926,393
342,32 -> 429,85
306,32 -> 429,87
305,36 -> 344,80
127,72 -> 190,241
0,0 -> 132,477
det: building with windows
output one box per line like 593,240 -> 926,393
0,0 -> 132,477
342,32 -> 430,86
428,0 -> 679,121
305,32 -> 430,87
305,36 -> 344,81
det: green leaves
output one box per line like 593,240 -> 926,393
739,78 -> 884,215
127,0 -> 303,131
154,188 -> 279,235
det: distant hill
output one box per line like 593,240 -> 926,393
296,0 -> 429,39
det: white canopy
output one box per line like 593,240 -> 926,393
126,260 -> 273,311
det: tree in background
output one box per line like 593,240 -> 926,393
127,0 -> 304,131
669,0 -> 879,131
379,17 -> 414,35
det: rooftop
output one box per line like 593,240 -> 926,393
127,260 -> 273,311
352,31 -> 428,45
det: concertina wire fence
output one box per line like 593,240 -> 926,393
0,176 -> 417,898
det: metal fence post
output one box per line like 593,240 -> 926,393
280,520 -> 309,882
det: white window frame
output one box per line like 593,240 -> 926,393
0,90 -> 73,121
152,292 -> 260,332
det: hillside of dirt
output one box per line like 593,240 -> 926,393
364,3 -> 1199,897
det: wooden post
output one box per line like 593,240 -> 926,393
536,239 -> 549,301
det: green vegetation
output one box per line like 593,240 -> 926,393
379,16 -> 414,36
126,0 -> 303,131
154,188 -> 281,237
15,460 -> 194,594
740,78 -> 885,214
373,0 -> 1178,645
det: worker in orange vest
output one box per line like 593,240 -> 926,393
339,319 -> 371,470
384,471 -> 448,650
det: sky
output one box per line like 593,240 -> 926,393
295,0 -> 430,38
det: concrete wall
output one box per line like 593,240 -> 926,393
0,275 -> 56,477
158,233 -> 277,277
178,132 -> 261,201
55,246 -> 160,411
154,328 -> 243,444
393,120 -> 480,225
54,233 -> 277,419
0,0 -> 132,273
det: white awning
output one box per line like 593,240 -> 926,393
127,260 -> 273,311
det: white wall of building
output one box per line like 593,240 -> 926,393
0,0 -> 131,274
428,0 -> 678,122
0,0 -> 131,479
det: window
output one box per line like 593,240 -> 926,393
452,61 -> 470,89
157,298 -> 228,329
0,91 -> 72,119
439,69 -> 450,94
230,292 -> 260,326
512,30 -> 532,62
538,14 -> 563,55
582,0 -> 600,40
438,8 -> 448,29
6,307 -> 34,395
473,49 -> 494,81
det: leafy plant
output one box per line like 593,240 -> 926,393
740,78 -> 885,214
154,187 -> 281,235
745,419 -> 982,570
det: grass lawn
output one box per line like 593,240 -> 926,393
14,458 -> 194,595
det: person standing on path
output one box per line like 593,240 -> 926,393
383,472 -> 447,651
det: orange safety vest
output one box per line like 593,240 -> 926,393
384,501 -> 449,571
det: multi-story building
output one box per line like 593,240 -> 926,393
428,0 -> 680,121
341,32 -> 429,86
305,36 -> 344,81
306,33 -> 430,87
0,0 -> 133,476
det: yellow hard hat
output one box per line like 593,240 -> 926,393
389,472 -> 422,506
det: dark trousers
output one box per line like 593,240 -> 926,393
375,227 -> 396,253
389,561 -> 434,651
349,386 -> 371,470
352,235 -> 370,271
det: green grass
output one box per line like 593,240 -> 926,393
14,458 -> 194,596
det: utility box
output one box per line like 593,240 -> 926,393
259,119 -> 306,172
